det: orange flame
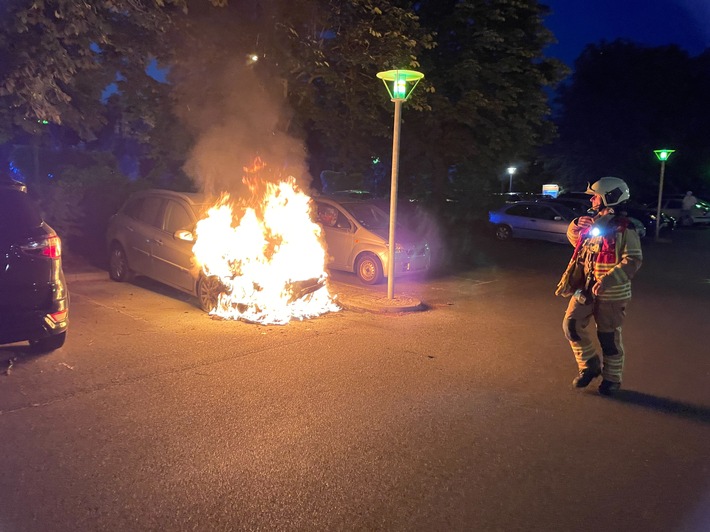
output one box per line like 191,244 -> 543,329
192,173 -> 339,324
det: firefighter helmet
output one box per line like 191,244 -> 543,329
586,177 -> 630,207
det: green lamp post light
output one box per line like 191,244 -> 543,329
653,149 -> 675,241
376,69 -> 424,299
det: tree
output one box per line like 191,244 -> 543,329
163,0 -> 434,192
1,0 -> 569,204
0,0 -> 201,138
549,40 -> 710,197
396,0 -> 566,209
280,0 -> 434,175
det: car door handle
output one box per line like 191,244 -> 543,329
153,238 -> 164,246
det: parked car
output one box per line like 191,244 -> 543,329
313,196 -> 431,284
0,187 -> 69,352
654,195 -> 710,226
106,189 -> 224,311
489,201 -> 578,244
539,196 -> 654,239
620,203 -> 675,236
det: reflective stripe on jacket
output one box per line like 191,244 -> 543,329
566,214 -> 643,301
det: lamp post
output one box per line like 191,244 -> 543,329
507,166 -> 517,192
376,69 -> 424,299
653,149 -> 675,241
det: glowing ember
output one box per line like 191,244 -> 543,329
192,173 -> 340,324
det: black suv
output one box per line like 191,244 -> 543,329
0,186 -> 69,352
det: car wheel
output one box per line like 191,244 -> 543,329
198,275 -> 224,312
29,332 -> 66,354
356,253 -> 383,285
109,243 -> 132,282
495,224 -> 513,240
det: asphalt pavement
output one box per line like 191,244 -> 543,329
62,259 -> 425,314
5,226 -> 709,531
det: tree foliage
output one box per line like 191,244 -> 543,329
549,40 -> 710,197
2,0 -> 566,199
162,0 -> 435,190
0,0 -> 573,264
399,0 -> 567,207
0,0 -> 196,138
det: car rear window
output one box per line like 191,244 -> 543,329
0,190 -> 43,230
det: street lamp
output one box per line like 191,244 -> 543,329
376,69 -> 424,299
507,166 -> 517,192
653,149 -> 675,240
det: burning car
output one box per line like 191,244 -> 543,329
107,179 -> 339,324
313,196 -> 431,284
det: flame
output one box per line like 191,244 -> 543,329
192,171 -> 340,325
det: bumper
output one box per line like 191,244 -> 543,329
391,251 -> 431,277
0,302 -> 68,345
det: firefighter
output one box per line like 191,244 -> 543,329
558,177 -> 643,395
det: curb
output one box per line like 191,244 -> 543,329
329,282 -> 425,313
336,295 -> 424,313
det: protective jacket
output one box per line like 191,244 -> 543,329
566,213 -> 643,301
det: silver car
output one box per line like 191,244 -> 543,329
488,201 -> 578,244
106,189 -> 223,311
313,196 -> 431,284
653,196 -> 710,226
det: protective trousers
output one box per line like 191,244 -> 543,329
562,297 -> 628,383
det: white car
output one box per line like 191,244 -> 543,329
651,196 -> 710,226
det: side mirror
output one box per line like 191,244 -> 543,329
175,229 -> 195,242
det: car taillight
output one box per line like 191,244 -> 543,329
20,234 -> 62,259
48,309 -> 68,323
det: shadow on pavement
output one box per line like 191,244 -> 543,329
606,389 -> 710,425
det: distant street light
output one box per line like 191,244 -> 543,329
507,166 -> 517,192
653,149 -> 675,241
376,69 -> 424,299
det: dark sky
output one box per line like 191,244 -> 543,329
543,0 -> 710,67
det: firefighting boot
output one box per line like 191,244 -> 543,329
572,356 -> 601,388
598,379 -> 621,396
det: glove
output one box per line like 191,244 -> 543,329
577,216 -> 594,229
